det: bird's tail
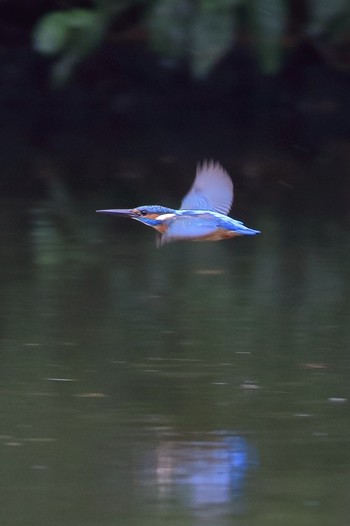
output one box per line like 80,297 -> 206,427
226,218 -> 260,236
241,227 -> 260,236
232,224 -> 260,236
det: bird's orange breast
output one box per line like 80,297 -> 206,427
194,228 -> 243,241
148,212 -> 176,233
154,224 -> 168,233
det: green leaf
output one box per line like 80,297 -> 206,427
33,8 -> 109,86
146,0 -> 193,59
50,51 -> 82,87
33,9 -> 104,56
191,8 -> 235,78
250,0 -> 287,75
33,12 -> 70,55
308,0 -> 349,35
147,0 -> 237,77
64,8 -> 98,29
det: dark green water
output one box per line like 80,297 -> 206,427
0,199 -> 349,526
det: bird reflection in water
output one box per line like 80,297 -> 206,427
141,434 -> 259,519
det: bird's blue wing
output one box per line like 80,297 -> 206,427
160,215 -> 217,245
180,160 -> 234,215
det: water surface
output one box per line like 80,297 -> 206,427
0,199 -> 349,526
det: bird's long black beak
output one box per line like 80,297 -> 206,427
96,209 -> 136,217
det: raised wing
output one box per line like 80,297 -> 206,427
159,214 -> 217,246
180,161 -> 233,215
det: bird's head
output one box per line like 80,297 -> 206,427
96,205 -> 176,229
131,205 -> 176,220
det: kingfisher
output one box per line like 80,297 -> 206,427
97,161 -> 260,245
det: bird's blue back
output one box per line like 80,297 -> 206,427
157,210 -> 259,243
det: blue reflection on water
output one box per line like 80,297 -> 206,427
141,433 -> 259,518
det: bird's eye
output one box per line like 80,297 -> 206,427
140,209 -> 148,216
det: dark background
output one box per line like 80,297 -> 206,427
0,0 -> 350,219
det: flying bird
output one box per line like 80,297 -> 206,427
97,161 -> 260,245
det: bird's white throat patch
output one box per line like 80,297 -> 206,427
156,213 -> 176,221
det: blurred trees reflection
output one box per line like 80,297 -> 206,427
1,1 -> 350,201
29,0 -> 350,86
